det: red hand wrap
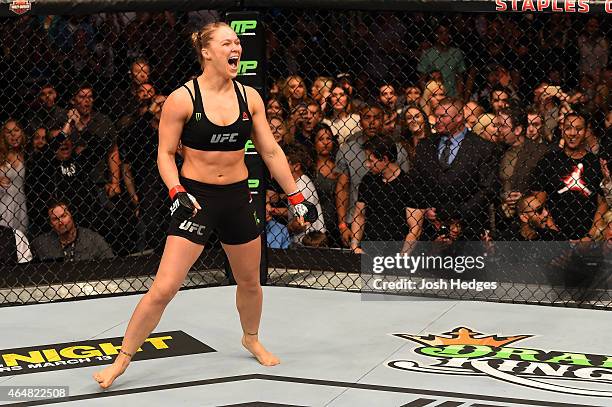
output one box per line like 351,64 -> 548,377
169,185 -> 186,200
287,191 -> 305,206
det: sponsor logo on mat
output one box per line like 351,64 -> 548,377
0,331 -> 215,377
388,327 -> 612,397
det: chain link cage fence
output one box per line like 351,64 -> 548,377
0,0 -> 610,308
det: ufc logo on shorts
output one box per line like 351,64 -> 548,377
211,133 -> 238,143
178,220 -> 206,235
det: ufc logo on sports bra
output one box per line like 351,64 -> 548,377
211,133 -> 239,143
179,220 -> 206,235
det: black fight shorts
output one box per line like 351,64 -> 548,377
167,176 -> 261,245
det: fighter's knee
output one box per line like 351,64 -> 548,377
236,275 -> 261,292
147,284 -> 178,305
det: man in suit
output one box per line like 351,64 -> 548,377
406,97 -> 498,241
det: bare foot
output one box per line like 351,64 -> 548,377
242,335 -> 280,366
93,354 -> 131,389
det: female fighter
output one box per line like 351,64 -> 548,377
94,21 -> 316,389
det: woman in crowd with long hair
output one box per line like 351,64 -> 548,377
322,82 -> 361,145
399,104 -> 432,164
419,79 -> 447,129
282,75 -> 308,112
311,122 -> 342,246
0,119 -> 29,234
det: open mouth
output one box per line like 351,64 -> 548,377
228,56 -> 239,69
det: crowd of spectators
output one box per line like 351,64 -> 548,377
263,12 -> 611,249
0,10 -> 610,263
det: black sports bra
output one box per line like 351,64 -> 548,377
180,78 -> 252,152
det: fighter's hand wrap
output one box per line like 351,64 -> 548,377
288,190 -> 318,224
169,185 -> 197,217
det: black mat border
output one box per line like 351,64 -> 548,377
1,374 -> 605,407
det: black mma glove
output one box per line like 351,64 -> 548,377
288,190 -> 318,224
169,185 -> 198,217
